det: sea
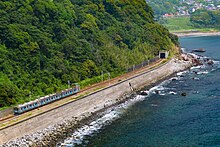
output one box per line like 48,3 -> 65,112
59,36 -> 220,146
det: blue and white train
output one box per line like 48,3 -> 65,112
14,84 -> 80,114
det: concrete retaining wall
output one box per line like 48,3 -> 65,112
0,59 -> 191,144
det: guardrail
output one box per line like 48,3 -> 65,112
127,56 -> 160,72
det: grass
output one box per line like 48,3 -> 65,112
160,16 -> 194,32
160,16 -> 219,33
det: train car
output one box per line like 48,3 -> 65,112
14,83 -> 80,114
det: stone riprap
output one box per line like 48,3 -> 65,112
0,55 -> 194,146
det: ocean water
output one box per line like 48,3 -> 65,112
59,36 -> 220,146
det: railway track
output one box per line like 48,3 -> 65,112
0,59 -> 165,128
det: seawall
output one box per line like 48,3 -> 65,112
0,58 -> 192,145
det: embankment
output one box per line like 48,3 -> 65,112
0,56 -> 193,146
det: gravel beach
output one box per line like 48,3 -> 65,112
174,31 -> 220,37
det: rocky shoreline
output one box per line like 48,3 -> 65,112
1,92 -> 137,147
1,53 -> 199,147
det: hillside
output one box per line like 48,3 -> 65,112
146,0 -> 220,32
147,0 -> 220,16
0,0 -> 178,108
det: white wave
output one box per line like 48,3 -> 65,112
192,77 -> 200,80
160,79 -> 172,85
177,71 -> 188,76
149,85 -> 165,95
151,104 -> 158,107
190,65 -> 204,70
61,110 -> 121,146
181,48 -> 186,53
159,93 -> 166,96
187,53 -> 200,59
196,70 -> 209,75
59,95 -> 146,146
213,60 -> 220,68
213,60 -> 220,64
170,77 -> 179,81
168,91 -> 177,95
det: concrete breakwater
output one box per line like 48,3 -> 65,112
0,56 -> 193,146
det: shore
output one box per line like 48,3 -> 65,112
173,31 -> 220,37
0,54 -> 196,146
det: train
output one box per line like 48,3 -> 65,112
14,83 -> 80,114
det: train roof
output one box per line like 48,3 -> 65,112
14,84 -> 80,109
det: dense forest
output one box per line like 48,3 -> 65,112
190,9 -> 220,28
0,0 -> 178,108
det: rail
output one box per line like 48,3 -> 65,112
0,58 -> 170,131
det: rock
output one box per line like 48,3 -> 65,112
181,92 -> 187,96
140,90 -> 149,96
207,60 -> 214,65
155,90 -> 160,94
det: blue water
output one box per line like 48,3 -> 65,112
60,36 -> 220,146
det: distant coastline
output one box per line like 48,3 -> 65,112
173,31 -> 220,37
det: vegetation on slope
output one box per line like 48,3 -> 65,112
159,17 -> 195,32
159,16 -> 218,32
190,9 -> 220,29
159,9 -> 220,32
0,0 -> 178,108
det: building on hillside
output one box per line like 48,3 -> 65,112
162,13 -> 174,18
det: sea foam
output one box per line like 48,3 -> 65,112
58,95 -> 146,146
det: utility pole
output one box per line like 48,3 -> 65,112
29,91 -> 31,101
108,72 -> 111,86
101,71 -> 104,82
108,72 -> 111,80
68,80 -> 70,88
